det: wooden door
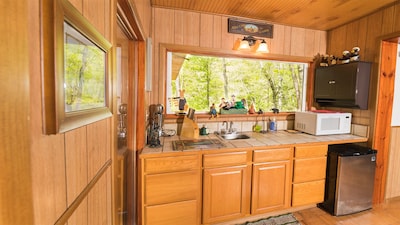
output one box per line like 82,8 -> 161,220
252,161 -> 291,214
373,40 -> 398,203
202,165 -> 251,224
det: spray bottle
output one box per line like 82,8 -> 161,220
269,108 -> 279,132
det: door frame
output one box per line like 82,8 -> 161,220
373,35 -> 399,204
117,0 -> 146,150
115,1 -> 146,224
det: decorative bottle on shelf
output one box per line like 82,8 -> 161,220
269,108 -> 279,132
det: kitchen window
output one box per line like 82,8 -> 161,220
166,52 -> 308,114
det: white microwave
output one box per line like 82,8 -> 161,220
295,111 -> 352,135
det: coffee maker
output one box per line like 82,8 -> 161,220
147,104 -> 164,147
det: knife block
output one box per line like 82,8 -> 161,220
180,117 -> 199,139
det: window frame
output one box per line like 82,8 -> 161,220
159,44 -> 315,117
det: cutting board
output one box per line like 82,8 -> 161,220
180,116 -> 199,139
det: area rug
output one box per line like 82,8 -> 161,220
238,213 -> 301,225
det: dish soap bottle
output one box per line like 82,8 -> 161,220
253,120 -> 262,133
269,108 -> 279,132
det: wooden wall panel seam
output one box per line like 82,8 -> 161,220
55,159 -> 112,225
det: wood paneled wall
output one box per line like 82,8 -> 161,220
28,0 -> 115,224
327,2 -> 400,201
0,1 -> 34,224
326,3 -> 400,129
150,7 -> 327,104
387,127 -> 400,198
131,0 -> 152,37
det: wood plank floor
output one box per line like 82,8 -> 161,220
293,198 -> 400,225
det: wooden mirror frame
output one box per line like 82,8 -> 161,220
41,0 -> 112,134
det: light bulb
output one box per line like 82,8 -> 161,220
238,40 -> 250,50
256,40 -> 269,53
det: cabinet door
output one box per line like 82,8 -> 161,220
252,161 -> 291,214
202,165 -> 251,224
332,72 -> 356,100
314,64 -> 357,99
314,72 -> 336,98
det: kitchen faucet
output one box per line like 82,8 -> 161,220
222,121 -> 234,134
229,121 -> 234,133
222,121 -> 228,134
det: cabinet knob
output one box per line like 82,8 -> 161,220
328,80 -> 336,84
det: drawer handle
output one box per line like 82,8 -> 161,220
328,80 -> 336,84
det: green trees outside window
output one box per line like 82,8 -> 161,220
167,53 -> 308,114
64,22 -> 106,113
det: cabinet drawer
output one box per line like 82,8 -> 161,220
144,155 -> 200,173
295,145 -> 327,158
293,157 -> 327,183
145,170 -> 200,205
292,180 -> 325,206
253,148 -> 292,162
203,151 -> 248,168
145,200 -> 198,225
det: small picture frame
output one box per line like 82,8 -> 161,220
42,0 -> 112,134
228,18 -> 273,38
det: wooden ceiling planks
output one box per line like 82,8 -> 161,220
150,0 -> 397,30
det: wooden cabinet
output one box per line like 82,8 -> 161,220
140,155 -> 201,225
292,144 -> 327,206
314,61 -> 371,109
251,148 -> 292,214
202,151 -> 251,224
140,143 -> 333,224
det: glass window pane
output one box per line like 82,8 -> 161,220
166,52 -> 308,114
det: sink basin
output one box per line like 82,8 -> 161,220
172,139 -> 226,151
219,133 -> 250,140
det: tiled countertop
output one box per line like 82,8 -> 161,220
140,131 -> 368,155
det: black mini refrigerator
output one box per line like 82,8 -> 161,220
318,143 -> 377,216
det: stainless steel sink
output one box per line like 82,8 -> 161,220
219,133 -> 250,140
172,139 -> 226,151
